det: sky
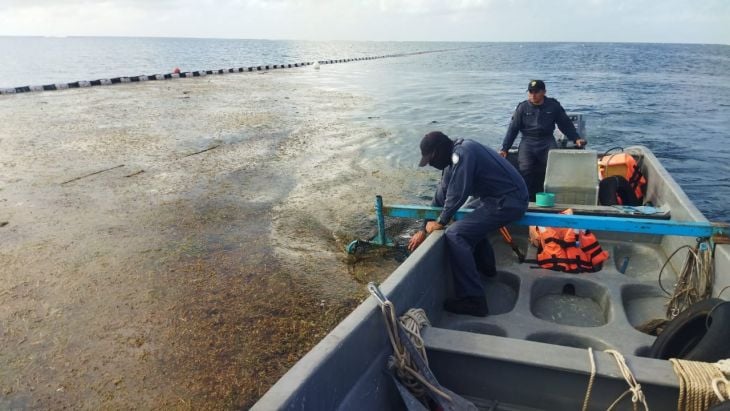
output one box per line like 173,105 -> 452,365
0,0 -> 728,44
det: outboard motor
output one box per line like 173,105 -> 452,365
555,113 -> 586,148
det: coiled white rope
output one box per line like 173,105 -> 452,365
583,352 -> 730,410
670,358 -> 728,411
399,308 -> 431,366
380,300 -> 451,403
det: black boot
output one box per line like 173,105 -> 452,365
474,239 -> 497,277
443,296 -> 489,317
476,265 -> 497,278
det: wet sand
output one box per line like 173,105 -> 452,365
0,71 -> 424,408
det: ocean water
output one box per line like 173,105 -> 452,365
2,37 -> 729,222
0,37 -> 453,87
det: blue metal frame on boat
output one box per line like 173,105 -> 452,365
345,196 -> 395,253
374,196 -> 394,246
345,196 -> 728,254
382,202 -> 727,238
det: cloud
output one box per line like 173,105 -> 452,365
373,0 -> 493,14
0,3 -> 152,36
0,0 -> 180,9
1,0 -> 494,15
0,0 -> 728,43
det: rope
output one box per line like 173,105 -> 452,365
600,147 -> 625,157
399,308 -> 431,366
717,359 -> 730,376
581,347 -> 596,411
663,243 -> 714,319
638,242 -> 715,339
670,358 -> 727,411
712,376 -> 730,402
605,350 -> 649,411
717,285 -> 730,299
658,245 -> 692,296
379,301 -> 451,403
711,359 -> 730,403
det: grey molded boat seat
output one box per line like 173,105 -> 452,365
421,326 -> 678,410
434,235 -> 673,354
544,149 -> 599,205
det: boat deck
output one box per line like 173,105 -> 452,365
434,237 -> 673,356
413,233 -> 681,410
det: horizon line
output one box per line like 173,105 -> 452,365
0,35 -> 727,47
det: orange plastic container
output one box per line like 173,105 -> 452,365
598,153 -> 631,180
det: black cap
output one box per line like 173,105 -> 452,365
527,80 -> 546,92
418,131 -> 451,167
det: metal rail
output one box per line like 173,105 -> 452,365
345,196 -> 728,254
383,203 -> 727,238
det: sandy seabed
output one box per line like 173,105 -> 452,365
0,70 -> 426,409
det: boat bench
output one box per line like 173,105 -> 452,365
421,326 -> 678,410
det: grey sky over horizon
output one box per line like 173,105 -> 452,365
1,0 -> 728,44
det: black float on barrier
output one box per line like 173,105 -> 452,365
0,48 -> 453,95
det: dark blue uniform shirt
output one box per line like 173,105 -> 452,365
501,97 -> 580,152
432,139 -> 528,225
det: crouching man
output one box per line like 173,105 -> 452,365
408,131 -> 528,317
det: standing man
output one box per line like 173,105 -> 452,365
500,80 -> 587,200
408,131 -> 528,317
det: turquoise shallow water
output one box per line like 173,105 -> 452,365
2,38 -> 729,222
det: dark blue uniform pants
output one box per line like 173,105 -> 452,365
445,195 -> 527,298
518,137 -> 557,201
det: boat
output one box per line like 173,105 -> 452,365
253,132 -> 730,410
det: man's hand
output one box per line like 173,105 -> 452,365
575,138 -> 587,148
407,230 -> 426,252
425,221 -> 445,234
499,150 -> 508,158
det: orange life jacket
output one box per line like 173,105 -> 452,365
534,227 -> 585,273
531,225 -> 609,273
579,230 -> 610,267
599,152 -> 647,202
